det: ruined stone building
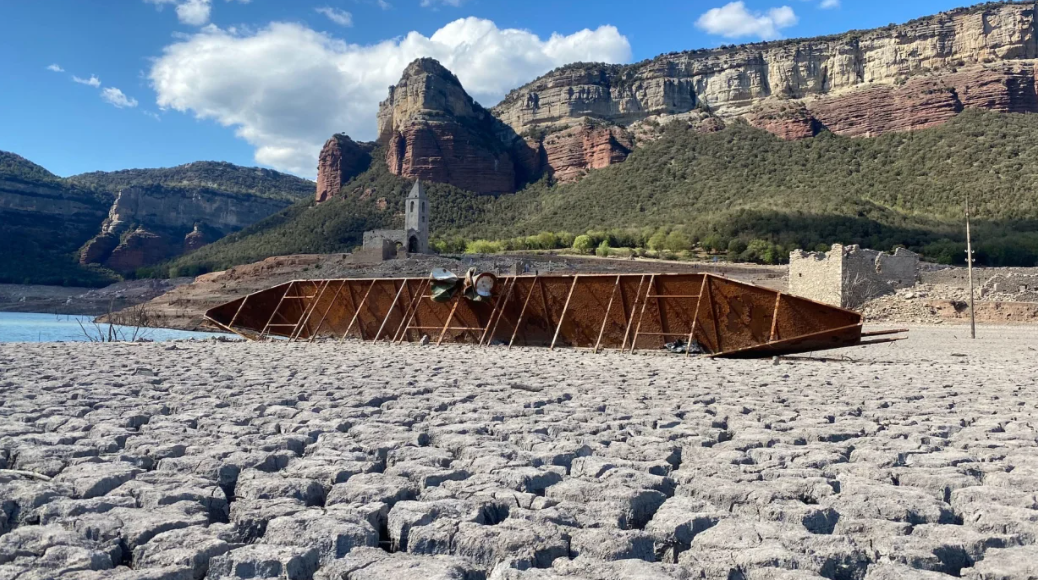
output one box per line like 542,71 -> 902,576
361,180 -> 429,256
789,244 -> 919,308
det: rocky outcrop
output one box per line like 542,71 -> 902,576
747,103 -> 819,140
384,121 -> 517,194
807,78 -> 961,137
80,185 -> 292,273
183,225 -> 214,253
492,2 -> 1038,141
315,135 -> 373,203
102,228 -> 175,273
533,123 -> 634,182
0,152 -> 114,283
378,58 -> 518,194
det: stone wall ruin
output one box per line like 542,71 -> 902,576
789,244 -> 919,308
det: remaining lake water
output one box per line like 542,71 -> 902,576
0,312 -> 228,343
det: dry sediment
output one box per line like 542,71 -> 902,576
1,326 -> 1037,579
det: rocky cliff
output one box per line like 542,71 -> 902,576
79,184 -> 292,273
1,151 -> 319,284
377,58 -> 519,194
315,135 -> 373,202
537,123 -> 635,182
0,152 -> 115,284
493,2 -> 1038,141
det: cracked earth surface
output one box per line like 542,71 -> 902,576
2,325 -> 1037,579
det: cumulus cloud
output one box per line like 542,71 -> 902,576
47,64 -> 65,72
819,0 -> 839,8
101,87 -> 139,108
421,0 -> 463,7
696,2 -> 797,40
149,18 -> 631,176
73,74 -> 102,87
315,7 -> 353,27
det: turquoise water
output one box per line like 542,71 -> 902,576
0,312 -> 229,343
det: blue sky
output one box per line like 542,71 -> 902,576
1,0 -> 983,179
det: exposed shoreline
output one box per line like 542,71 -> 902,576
2,325 -> 1037,577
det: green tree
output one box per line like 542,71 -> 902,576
595,239 -> 611,257
665,231 -> 692,253
647,230 -> 668,253
572,235 -> 594,254
465,240 -> 503,254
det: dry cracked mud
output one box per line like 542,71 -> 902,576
2,325 -> 1037,579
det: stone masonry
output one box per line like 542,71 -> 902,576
789,244 -> 919,308
360,180 -> 429,257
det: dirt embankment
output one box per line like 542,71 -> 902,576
120,253 -> 787,332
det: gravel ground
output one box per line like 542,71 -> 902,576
2,326 -> 1038,579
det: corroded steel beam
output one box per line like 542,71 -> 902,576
204,273 -> 898,358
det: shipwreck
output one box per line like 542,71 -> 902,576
204,272 -> 905,358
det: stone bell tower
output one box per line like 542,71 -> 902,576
404,179 -> 429,254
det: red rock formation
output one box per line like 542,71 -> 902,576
947,65 -> 1038,113
809,77 -> 963,137
80,234 -> 119,265
385,120 -> 516,194
103,228 -> 174,273
183,225 -> 211,253
315,134 -> 372,203
540,124 -> 634,182
748,104 -> 818,140
379,59 -> 518,194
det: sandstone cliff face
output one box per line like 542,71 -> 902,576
492,2 -> 1038,141
533,123 -> 635,182
378,58 -> 518,194
80,185 -> 292,272
102,228 -> 175,273
315,134 -> 373,203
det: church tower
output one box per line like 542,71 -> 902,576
404,179 -> 429,253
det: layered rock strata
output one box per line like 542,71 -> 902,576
493,2 -> 1038,140
535,123 -> 635,182
378,59 -> 518,194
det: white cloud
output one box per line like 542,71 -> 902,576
73,74 -> 102,87
176,0 -> 211,25
144,110 -> 162,121
47,64 -> 65,72
101,87 -> 139,108
421,0 -> 463,7
149,18 -> 631,177
819,0 -> 839,8
696,2 -> 797,40
315,7 -> 353,27
145,0 -> 211,26
376,0 -> 391,9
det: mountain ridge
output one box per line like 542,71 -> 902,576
0,152 -> 318,285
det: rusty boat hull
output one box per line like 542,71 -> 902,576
204,273 -> 896,358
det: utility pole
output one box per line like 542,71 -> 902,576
965,191 -> 976,339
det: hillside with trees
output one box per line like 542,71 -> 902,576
68,161 -> 315,201
159,109 -> 1038,274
